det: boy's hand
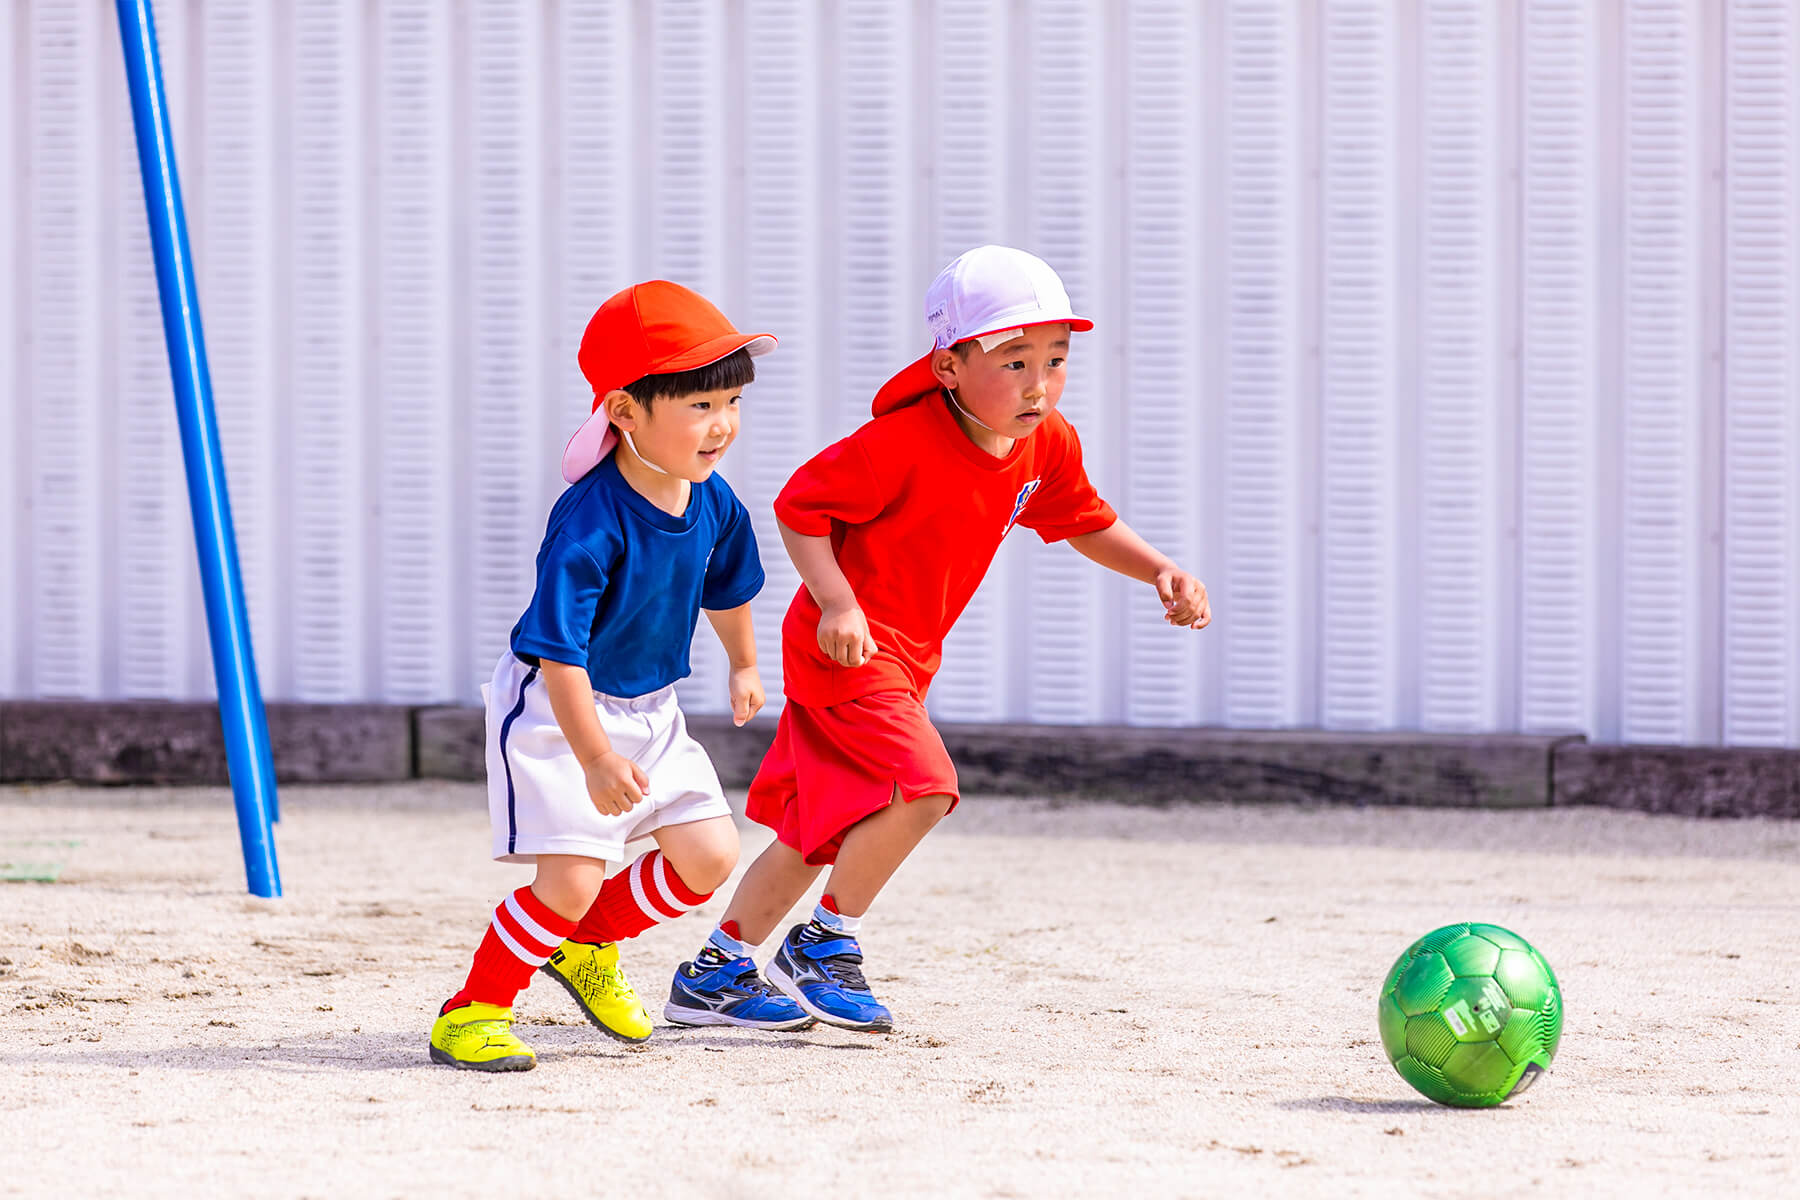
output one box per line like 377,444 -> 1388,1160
818,602 -> 879,668
582,750 -> 648,816
1156,568 -> 1212,629
728,665 -> 765,727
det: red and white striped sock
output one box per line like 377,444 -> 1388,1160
572,849 -> 711,945
443,886 -> 576,1014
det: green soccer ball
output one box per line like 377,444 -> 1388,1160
1377,922 -> 1563,1108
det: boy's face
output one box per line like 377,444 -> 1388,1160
610,385 -> 742,481
929,323 -> 1071,441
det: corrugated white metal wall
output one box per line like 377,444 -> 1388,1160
5,0 -> 1799,747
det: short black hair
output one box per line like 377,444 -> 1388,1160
622,347 -> 756,409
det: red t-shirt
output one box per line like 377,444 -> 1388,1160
774,375 -> 1117,707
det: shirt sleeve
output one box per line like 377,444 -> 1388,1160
702,491 -> 766,610
773,435 -> 890,536
510,534 -> 609,666
1017,415 -> 1118,543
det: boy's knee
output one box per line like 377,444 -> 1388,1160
532,856 -> 608,921
673,843 -> 738,896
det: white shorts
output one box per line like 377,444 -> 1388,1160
483,651 -> 732,864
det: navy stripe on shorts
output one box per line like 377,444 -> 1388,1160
499,664 -> 540,855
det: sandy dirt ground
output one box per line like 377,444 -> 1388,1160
1,782 -> 1796,1199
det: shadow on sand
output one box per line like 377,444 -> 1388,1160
11,1024 -> 880,1073
1275,1095 -> 1460,1115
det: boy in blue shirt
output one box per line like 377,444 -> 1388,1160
430,281 -> 811,1071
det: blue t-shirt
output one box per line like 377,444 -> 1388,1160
509,455 -> 764,697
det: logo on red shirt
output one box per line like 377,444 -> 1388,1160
1002,478 -> 1042,537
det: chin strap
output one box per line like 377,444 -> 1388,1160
943,387 -> 1003,435
620,429 -> 671,476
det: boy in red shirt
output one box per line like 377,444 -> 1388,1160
663,246 -> 1210,1033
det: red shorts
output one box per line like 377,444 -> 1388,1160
746,691 -> 961,866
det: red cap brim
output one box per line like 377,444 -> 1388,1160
872,350 -> 941,417
871,316 -> 1093,418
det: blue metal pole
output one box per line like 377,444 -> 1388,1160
115,0 -> 282,898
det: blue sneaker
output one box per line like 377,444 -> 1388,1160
765,923 -> 894,1033
664,956 -> 815,1031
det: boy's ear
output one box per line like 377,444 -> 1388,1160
928,347 -> 963,390
603,388 -> 638,430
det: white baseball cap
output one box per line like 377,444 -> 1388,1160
925,244 -> 1093,350
873,245 -> 1093,415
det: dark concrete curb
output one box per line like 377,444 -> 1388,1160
1552,741 -> 1800,820
940,725 -> 1577,809
106,704 -> 1570,809
0,701 -> 410,785
414,707 -> 483,782
4,701 -> 1797,817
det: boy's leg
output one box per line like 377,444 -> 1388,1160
661,697 -> 823,1030
702,783 -> 945,947
432,854 -> 604,1071
762,789 -> 952,1034
716,837 -> 825,945
651,815 -> 739,894
549,816 -> 769,1041
568,816 -> 734,946
546,682 -> 741,1040
719,692 -> 959,1034
529,853 -> 609,920
449,855 -> 603,1011
821,787 -> 955,916
542,823 -> 737,1045
664,833 -> 821,1031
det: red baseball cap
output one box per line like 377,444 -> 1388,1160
561,280 -> 776,483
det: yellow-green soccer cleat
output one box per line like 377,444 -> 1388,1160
429,1002 -> 536,1072
540,940 -> 653,1043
